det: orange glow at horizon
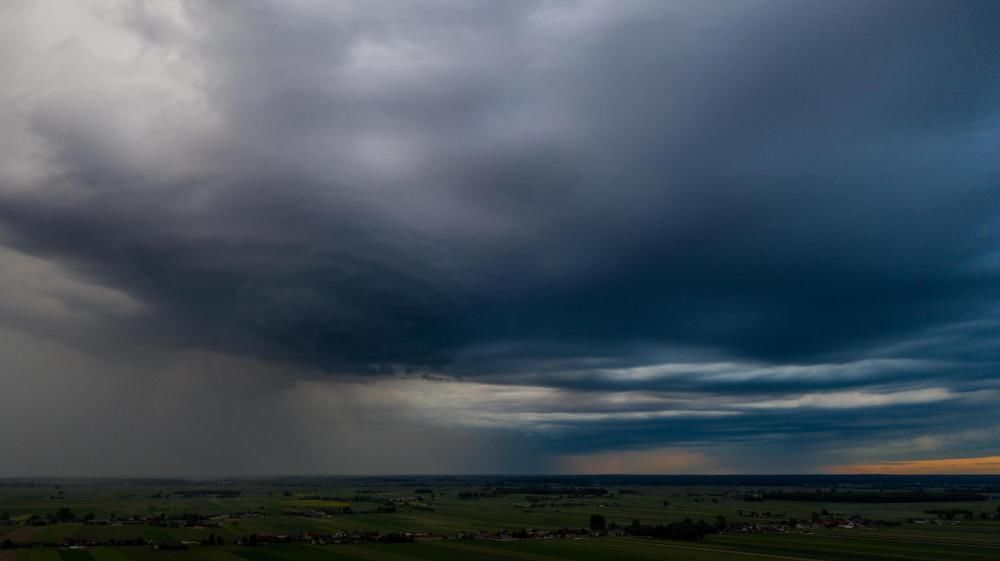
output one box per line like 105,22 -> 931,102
828,456 -> 1000,475
561,449 -> 723,474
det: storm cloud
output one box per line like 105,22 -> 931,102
0,0 -> 998,475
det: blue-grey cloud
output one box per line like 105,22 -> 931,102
0,0 -> 998,473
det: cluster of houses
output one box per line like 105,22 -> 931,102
233,527 -> 625,546
0,536 -> 149,550
214,511 -> 267,520
726,515 -> 899,534
82,515 -> 221,529
913,519 -> 963,525
456,527 -> 614,540
235,530 -> 422,545
281,504 -> 401,518
58,536 -> 148,548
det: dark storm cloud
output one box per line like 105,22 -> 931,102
4,0 -> 997,369
0,0 -> 999,473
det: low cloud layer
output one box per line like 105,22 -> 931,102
830,456 -> 1000,475
0,0 -> 998,475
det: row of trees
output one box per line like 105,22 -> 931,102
589,514 -> 726,541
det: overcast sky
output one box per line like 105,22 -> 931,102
0,0 -> 998,476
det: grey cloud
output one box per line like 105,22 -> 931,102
0,0 -> 998,473
3,1 -> 997,368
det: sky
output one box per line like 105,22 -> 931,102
0,0 -> 998,476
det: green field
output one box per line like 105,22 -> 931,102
1,477 -> 998,560
6,535 -> 1000,561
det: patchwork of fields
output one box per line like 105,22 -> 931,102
1,477 -> 998,560
7,532 -> 1000,561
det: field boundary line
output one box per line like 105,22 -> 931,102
797,531 -> 1000,550
437,540 -> 578,561
611,536 -> 970,561
605,538 -> 829,561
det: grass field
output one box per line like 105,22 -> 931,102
6,534 -> 1000,561
1,477 -> 998,560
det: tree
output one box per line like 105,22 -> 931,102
589,514 -> 606,532
55,507 -> 76,522
715,515 -> 728,530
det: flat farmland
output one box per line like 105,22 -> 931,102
0,476 -> 998,560
9,534 -> 1000,561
